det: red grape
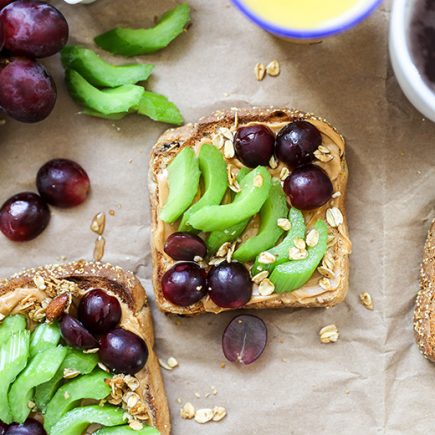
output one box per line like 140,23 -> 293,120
0,422 -> 8,435
0,0 -> 68,58
0,192 -> 50,241
162,262 -> 207,306
208,261 -> 252,308
283,164 -> 333,210
36,159 -> 90,208
0,1 -> 14,10
222,314 -> 267,365
99,328 -> 148,375
234,124 -> 275,167
60,314 -> 98,350
0,58 -> 56,123
0,20 -> 4,51
6,419 -> 46,435
78,289 -> 121,335
276,121 -> 322,167
164,232 -> 207,261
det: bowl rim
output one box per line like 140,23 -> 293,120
231,0 -> 383,39
389,0 -> 435,118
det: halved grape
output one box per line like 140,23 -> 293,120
0,0 -> 68,58
222,314 -> 267,365
0,58 -> 56,123
164,232 -> 207,261
60,315 -> 98,350
208,261 -> 252,308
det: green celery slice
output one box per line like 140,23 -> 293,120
233,179 -> 288,262
61,45 -> 154,88
0,315 -> 27,347
251,208 -> 306,276
50,405 -> 126,435
8,345 -> 67,423
30,322 -> 61,357
44,370 -> 112,431
95,4 -> 191,56
35,348 -> 99,411
160,147 -> 200,223
94,425 -> 160,435
136,91 -> 183,125
189,167 -> 271,232
0,330 -> 30,424
270,220 -> 328,293
65,69 -> 143,115
179,143 -> 228,232
206,167 -> 250,253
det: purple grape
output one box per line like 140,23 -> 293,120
162,262 -> 207,306
78,289 -> 121,335
0,422 -> 8,435
0,192 -> 50,242
0,58 -> 56,123
164,232 -> 207,261
99,328 -> 148,375
60,314 -> 98,350
0,0 -> 68,58
234,124 -> 275,167
36,159 -> 90,208
276,121 -> 322,167
0,20 -> 4,51
6,419 -> 46,435
0,0 -> 14,11
283,164 -> 333,210
208,261 -> 252,308
222,314 -> 267,365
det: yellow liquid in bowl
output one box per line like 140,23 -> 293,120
241,0 -> 364,30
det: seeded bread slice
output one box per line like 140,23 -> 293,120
0,260 -> 171,435
414,219 -> 435,362
149,107 -> 352,315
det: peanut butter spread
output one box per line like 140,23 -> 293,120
154,115 -> 352,312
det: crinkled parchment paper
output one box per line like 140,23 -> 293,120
0,0 -> 434,433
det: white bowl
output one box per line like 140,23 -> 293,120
389,0 -> 435,122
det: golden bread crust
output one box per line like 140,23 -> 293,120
415,220 -> 435,362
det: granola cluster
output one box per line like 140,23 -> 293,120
106,374 -> 151,427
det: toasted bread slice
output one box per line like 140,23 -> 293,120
149,107 -> 352,315
414,219 -> 435,362
0,260 -> 171,435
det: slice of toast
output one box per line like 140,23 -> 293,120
149,107 -> 352,315
414,219 -> 435,361
0,260 -> 171,435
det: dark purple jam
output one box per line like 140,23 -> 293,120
410,0 -> 435,89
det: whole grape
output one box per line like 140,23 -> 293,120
0,0 -> 68,58
0,58 -> 56,123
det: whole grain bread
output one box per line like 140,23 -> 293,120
414,219 -> 435,362
0,260 -> 171,435
149,107 -> 352,315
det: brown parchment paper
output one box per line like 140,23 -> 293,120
0,0 -> 434,433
